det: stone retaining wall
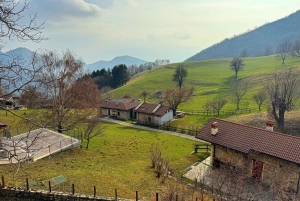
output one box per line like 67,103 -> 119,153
0,187 -> 132,201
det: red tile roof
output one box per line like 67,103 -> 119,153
135,103 -> 170,116
0,122 -> 7,127
99,98 -> 140,110
196,118 -> 300,164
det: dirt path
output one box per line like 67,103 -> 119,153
100,117 -> 207,143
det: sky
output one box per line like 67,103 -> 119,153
4,0 -> 300,64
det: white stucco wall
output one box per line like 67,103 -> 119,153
154,109 -> 173,126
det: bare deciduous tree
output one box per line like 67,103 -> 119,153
291,39 -> 300,57
81,117 -> 105,149
163,86 -> 194,116
140,90 -> 150,102
149,144 -> 170,182
205,99 -> 228,115
264,68 -> 300,131
230,57 -> 244,78
229,79 -> 250,111
239,49 -> 248,58
19,84 -> 46,108
0,0 -> 45,99
252,90 -> 266,111
173,65 -> 188,89
36,50 -> 100,133
276,41 -> 292,64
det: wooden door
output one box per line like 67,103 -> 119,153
252,159 -> 263,180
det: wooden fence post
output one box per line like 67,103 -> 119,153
136,191 -> 138,201
115,189 -> 118,201
1,176 -> 4,188
26,178 -> 29,190
48,181 -> 51,192
94,186 -> 96,197
72,184 -> 75,194
156,192 -> 158,201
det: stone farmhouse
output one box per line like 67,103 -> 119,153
99,98 -> 141,119
196,118 -> 300,194
135,102 -> 173,126
99,98 -> 173,126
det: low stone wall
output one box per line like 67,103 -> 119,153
0,187 -> 132,201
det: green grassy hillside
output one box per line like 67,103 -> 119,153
113,56 -> 300,111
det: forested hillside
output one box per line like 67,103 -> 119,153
186,10 -> 300,61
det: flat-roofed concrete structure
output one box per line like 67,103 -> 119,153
0,128 -> 81,164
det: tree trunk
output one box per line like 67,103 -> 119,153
236,100 -> 240,111
58,125 -> 63,133
278,107 -> 285,132
86,139 -> 90,149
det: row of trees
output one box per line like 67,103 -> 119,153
91,64 -> 129,90
127,59 -> 170,77
166,63 -> 300,133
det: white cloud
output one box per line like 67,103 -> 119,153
30,0 -> 102,21
3,0 -> 300,64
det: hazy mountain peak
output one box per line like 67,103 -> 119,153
86,55 -> 148,72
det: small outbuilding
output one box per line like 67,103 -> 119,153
135,102 -> 173,126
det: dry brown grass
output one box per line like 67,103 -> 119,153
226,110 -> 300,136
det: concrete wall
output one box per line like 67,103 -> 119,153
0,187 -> 131,201
213,144 -> 300,193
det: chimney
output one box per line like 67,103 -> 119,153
211,122 -> 218,135
266,121 -> 274,131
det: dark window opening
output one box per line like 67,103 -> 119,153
252,159 -> 264,180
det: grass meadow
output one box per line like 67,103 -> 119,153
113,55 -> 300,112
0,113 -> 209,199
2,55 -> 300,199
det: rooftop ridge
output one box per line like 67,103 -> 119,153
211,118 -> 300,140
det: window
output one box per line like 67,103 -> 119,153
117,111 -> 120,116
148,117 -> 152,122
252,159 -> 264,180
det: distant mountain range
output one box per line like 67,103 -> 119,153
0,48 -> 148,73
186,10 -> 300,61
86,55 -> 148,72
0,47 -> 36,65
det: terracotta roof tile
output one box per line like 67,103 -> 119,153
0,122 -> 7,127
196,118 -> 300,164
99,98 -> 140,110
135,103 -> 170,116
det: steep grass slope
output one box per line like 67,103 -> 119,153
113,56 -> 300,111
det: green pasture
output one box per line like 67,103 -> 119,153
0,121 -> 209,199
113,56 -> 300,111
